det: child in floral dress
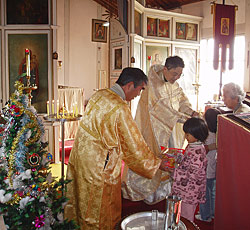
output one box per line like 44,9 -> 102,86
171,117 -> 208,221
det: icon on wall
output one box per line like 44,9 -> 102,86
186,23 -> 198,41
158,19 -> 169,38
147,17 -> 157,36
114,48 -> 122,70
176,22 -> 186,40
92,19 -> 108,43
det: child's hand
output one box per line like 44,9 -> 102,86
159,160 -> 168,171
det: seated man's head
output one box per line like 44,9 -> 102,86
163,56 -> 185,84
116,67 -> 148,101
223,82 -> 245,110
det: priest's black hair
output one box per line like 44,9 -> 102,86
165,56 -> 185,70
183,117 -> 208,142
116,67 -> 148,88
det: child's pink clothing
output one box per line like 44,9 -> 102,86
181,202 -> 197,221
172,142 -> 207,205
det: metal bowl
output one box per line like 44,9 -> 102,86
121,211 -> 187,230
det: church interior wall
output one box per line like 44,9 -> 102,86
1,0 -> 249,107
60,0 -> 249,101
170,0 -> 249,92
172,0 -> 245,38
57,0 -> 109,103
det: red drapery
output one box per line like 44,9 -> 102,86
215,115 -> 250,230
213,3 -> 236,71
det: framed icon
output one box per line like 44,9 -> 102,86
221,18 -> 229,36
134,10 -> 142,36
176,22 -> 186,39
6,30 -> 51,113
114,48 -> 123,70
186,23 -> 198,41
92,19 -> 108,43
147,17 -> 157,36
158,19 -> 170,38
6,0 -> 50,25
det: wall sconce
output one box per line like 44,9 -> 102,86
58,61 -> 63,67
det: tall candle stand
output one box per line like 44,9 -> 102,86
43,114 -> 82,180
21,48 -> 38,106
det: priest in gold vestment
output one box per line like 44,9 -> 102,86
64,68 -> 167,230
122,56 -> 199,204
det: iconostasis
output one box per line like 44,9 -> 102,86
110,0 -> 203,112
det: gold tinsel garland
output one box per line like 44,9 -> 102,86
7,81 -> 41,187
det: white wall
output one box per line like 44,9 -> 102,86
57,0 -> 109,103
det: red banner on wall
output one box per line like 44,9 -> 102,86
212,3 -> 237,71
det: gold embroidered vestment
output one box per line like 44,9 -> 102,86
122,64 -> 194,204
64,89 -> 161,230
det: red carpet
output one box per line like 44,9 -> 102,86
59,140 -> 74,164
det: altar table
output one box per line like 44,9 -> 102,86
215,114 -> 250,230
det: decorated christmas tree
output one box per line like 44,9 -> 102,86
0,81 -> 78,229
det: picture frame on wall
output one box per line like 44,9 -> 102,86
158,19 -> 170,38
6,0 -> 49,25
92,19 -> 108,43
147,17 -> 157,36
114,47 -> 123,70
6,30 -> 51,113
176,22 -> 186,39
134,10 -> 141,36
146,45 -> 169,74
186,23 -> 198,41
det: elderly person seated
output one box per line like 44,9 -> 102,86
223,82 -> 250,114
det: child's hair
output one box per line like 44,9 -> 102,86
204,108 -> 222,133
183,117 -> 208,142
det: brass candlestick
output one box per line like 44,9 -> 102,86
192,82 -> 201,112
22,49 -> 37,106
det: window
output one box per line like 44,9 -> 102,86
199,35 -> 245,107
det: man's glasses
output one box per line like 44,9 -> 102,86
168,70 -> 184,78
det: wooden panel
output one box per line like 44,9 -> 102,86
92,0 -> 206,14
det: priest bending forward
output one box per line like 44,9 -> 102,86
64,67 -> 168,230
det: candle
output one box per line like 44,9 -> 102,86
25,49 -> 30,77
72,103 -> 75,117
75,104 -> 78,117
52,100 -> 55,115
57,100 -> 59,118
47,101 -> 50,116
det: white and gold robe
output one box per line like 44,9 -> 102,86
122,64 -> 194,204
64,88 -> 161,230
